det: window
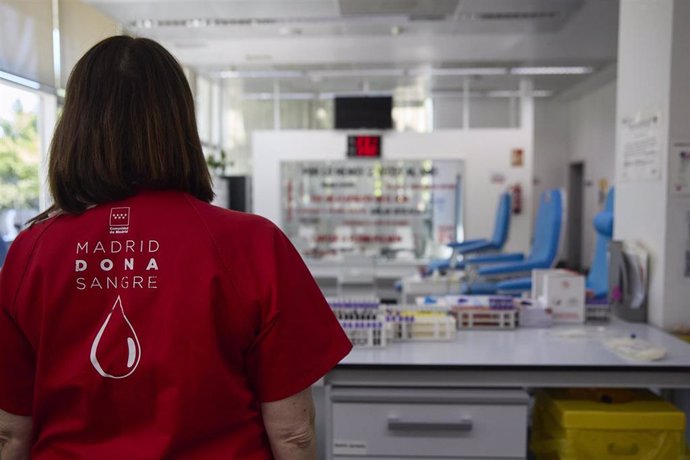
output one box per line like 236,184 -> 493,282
0,81 -> 41,241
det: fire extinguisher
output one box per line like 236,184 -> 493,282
510,184 -> 522,215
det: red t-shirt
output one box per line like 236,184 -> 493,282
0,190 -> 352,459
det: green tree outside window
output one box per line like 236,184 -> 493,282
0,100 -> 40,211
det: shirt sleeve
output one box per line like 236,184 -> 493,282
0,307 -> 34,415
0,231 -> 38,416
245,226 -> 352,403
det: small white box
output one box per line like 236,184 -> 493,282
532,269 -> 585,324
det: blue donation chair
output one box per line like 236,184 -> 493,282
584,188 -> 615,299
490,188 -> 615,297
462,189 -> 564,294
0,238 -> 7,268
425,192 -> 512,275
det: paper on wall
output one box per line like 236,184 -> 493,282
619,111 -> 662,182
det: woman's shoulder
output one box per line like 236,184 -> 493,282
184,195 -> 279,235
12,212 -> 60,253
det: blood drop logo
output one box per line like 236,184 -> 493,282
90,296 -> 141,379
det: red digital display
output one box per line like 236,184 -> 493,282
348,135 -> 382,158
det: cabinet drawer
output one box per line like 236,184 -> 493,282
330,387 -> 528,458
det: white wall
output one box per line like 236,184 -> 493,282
566,79 -> 617,267
433,97 -> 518,130
433,98 -> 465,129
253,130 -> 534,254
615,0 -> 690,330
531,68 -> 618,269
533,99 -> 569,260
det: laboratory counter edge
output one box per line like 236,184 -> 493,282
327,320 -> 690,388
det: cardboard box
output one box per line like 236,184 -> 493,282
532,269 -> 585,324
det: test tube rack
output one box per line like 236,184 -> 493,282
453,308 -> 518,329
338,319 -> 387,347
328,297 -> 388,347
585,303 -> 611,322
385,305 -> 457,341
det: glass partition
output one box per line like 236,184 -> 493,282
281,159 -> 463,261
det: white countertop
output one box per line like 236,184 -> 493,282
340,320 -> 690,368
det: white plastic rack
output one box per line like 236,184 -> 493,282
385,305 -> 456,341
328,297 -> 387,347
453,308 -> 518,329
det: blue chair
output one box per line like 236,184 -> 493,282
585,188 -> 614,299
0,238 -> 7,267
425,193 -> 512,275
490,188 -> 615,297
462,189 -> 564,294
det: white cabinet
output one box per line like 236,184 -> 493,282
328,387 -> 529,459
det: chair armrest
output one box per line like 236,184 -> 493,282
456,240 -> 497,255
465,253 -> 524,266
478,260 -> 544,277
447,238 -> 485,249
495,277 -> 532,292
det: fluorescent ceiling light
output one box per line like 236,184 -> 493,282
243,92 -> 316,101
319,91 -> 394,99
218,66 -> 590,82
309,69 -> 405,79
510,66 -> 593,75
531,90 -> 553,97
133,19 -> 154,28
220,70 -> 303,79
240,89 -> 552,100
0,70 -> 41,90
186,18 -> 211,28
487,90 -> 553,98
426,67 -> 508,77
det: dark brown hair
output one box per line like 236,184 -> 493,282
37,35 -> 213,220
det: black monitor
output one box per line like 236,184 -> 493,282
334,96 -> 393,130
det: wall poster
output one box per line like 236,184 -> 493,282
281,159 -> 464,260
619,111 -> 662,182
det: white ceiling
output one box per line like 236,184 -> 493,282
83,0 -> 619,95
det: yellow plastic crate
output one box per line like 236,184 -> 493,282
530,389 -> 686,460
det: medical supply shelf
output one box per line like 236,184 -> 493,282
307,258 -> 427,300
323,320 -> 690,459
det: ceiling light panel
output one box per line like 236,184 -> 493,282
309,68 -> 405,79
427,67 -> 508,76
510,66 -> 593,75
486,89 -> 553,97
220,70 -> 304,79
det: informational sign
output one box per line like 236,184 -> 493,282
333,440 -> 368,456
347,135 -> 382,158
281,159 -> 463,260
619,111 -> 662,182
511,148 -> 524,167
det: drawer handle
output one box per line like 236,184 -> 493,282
387,417 -> 473,432
607,443 -> 639,456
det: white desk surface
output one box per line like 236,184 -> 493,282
340,320 -> 690,369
